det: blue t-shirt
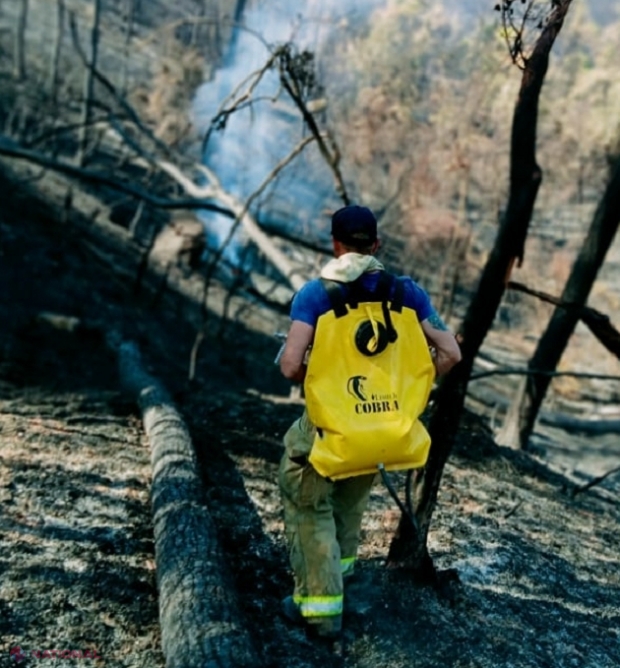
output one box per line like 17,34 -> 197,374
290,272 -> 435,327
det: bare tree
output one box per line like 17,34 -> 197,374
0,37 -> 335,306
190,0 -> 206,47
497,149 -> 620,449
13,0 -> 29,81
50,0 -> 66,104
120,0 -> 136,95
77,0 -> 103,166
386,0 -> 575,578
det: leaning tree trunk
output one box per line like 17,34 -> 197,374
502,151 -> 620,450
386,0 -> 574,576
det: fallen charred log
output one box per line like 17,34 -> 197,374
113,339 -> 262,668
28,312 -> 262,668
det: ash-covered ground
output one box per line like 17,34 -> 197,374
1,189 -> 619,668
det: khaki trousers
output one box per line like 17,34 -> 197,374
278,410 -> 375,632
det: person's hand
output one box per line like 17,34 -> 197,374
289,364 -> 307,384
433,348 -> 457,376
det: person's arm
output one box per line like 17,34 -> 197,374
421,313 -> 462,376
280,320 -> 315,383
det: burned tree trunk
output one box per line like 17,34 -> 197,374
386,0 -> 574,575
505,281 -> 620,360
116,340 -> 261,668
50,0 -> 66,104
499,151 -> 620,450
77,0 -> 102,166
13,0 -> 29,81
120,0 -> 136,95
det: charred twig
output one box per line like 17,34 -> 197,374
201,54 -> 280,155
497,0 -> 548,69
277,45 -> 349,204
503,499 -> 523,519
257,222 -> 331,255
25,117 -> 102,152
205,133 -> 316,270
571,465 -> 620,497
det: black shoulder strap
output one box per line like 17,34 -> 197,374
320,272 -> 403,319
320,279 -> 348,318
376,273 -> 399,342
374,271 -> 393,302
347,271 -> 394,305
390,276 -> 404,313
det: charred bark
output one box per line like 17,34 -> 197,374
77,0 -> 102,166
506,281 -> 620,360
116,340 -> 261,668
120,0 -> 136,95
50,0 -> 65,104
14,0 -> 29,81
500,152 -> 620,450
386,0 -> 574,573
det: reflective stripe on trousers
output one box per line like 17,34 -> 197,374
292,557 -> 355,618
293,594 -> 343,618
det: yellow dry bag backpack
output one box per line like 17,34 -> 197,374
305,272 -> 435,480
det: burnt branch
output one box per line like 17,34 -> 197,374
68,12 -> 175,162
0,136 -> 231,214
188,135 -> 315,380
507,281 -> 620,359
497,0 -> 557,68
277,44 -> 350,205
201,53 -> 280,155
571,465 -> 620,497
116,339 -> 262,667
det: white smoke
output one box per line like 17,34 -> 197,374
191,0 -> 383,274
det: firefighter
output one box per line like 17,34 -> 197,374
278,205 -> 461,641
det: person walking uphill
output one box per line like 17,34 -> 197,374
277,205 -> 462,643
